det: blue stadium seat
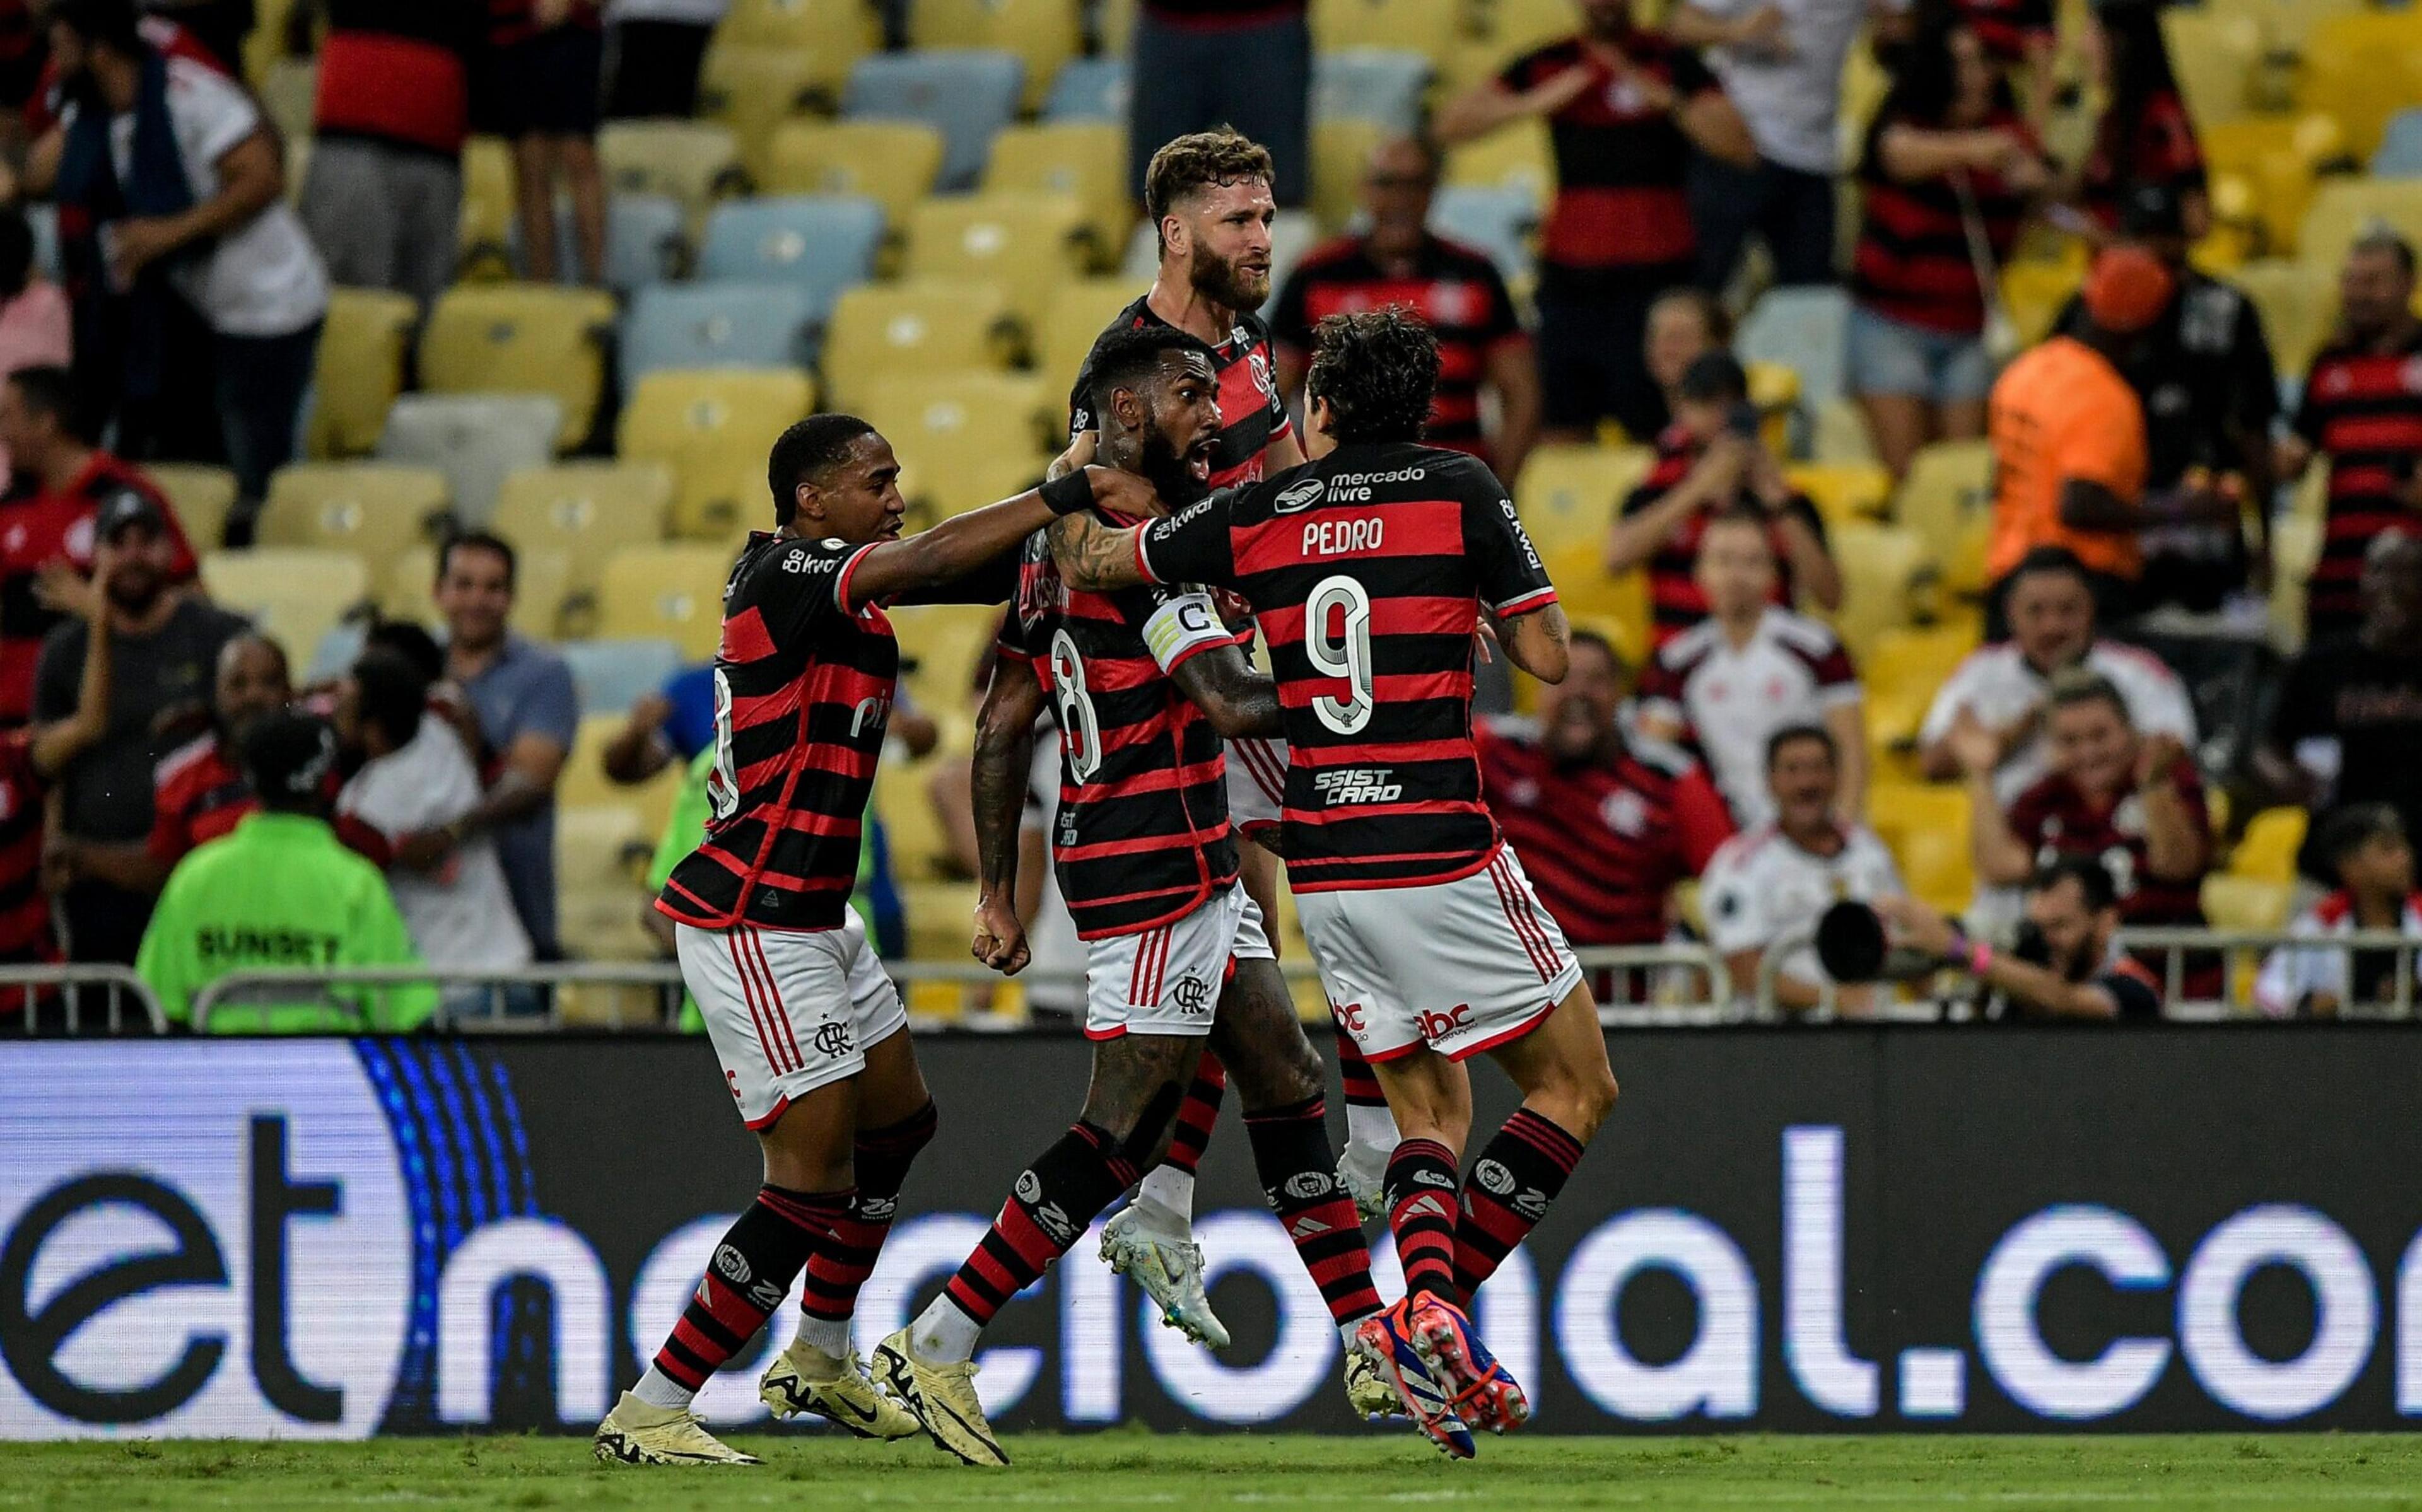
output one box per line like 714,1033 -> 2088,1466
2375,108 -> 2422,177
621,283 -> 817,392
514,193 -> 688,294
842,50 -> 1024,192
1427,184 -> 1535,284
1312,49 -> 1430,136
1738,286 -> 1851,411
697,195 -> 882,322
1043,56 -> 1128,122
561,637 -> 687,717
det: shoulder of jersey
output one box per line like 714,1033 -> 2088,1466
1766,608 -> 1842,656
2088,639 -> 2178,682
1624,727 -> 1697,779
1657,617 -> 1721,670
1705,822 -> 1778,872
155,730 -> 221,785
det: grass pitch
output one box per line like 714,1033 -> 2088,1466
3,1434 -> 2418,1511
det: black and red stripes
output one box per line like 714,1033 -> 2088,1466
1385,1140 -> 1465,1308
2295,331 -> 2422,636
651,1185 -> 845,1393
1161,1054 -> 1226,1177
802,1102 -> 936,1324
1335,1028 -> 1383,1111
1247,1096 -> 1383,1327
944,1122 -> 1140,1327
1455,1110 -> 1584,1294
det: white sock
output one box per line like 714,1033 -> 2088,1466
1345,1104 -> 1399,1169
911,1294 -> 983,1365
1338,1319 -> 1369,1350
792,1311 -> 850,1359
631,1365 -> 694,1410
1135,1165 -> 1195,1222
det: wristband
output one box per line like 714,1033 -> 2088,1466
1039,472 -> 1094,516
1967,938 -> 1994,975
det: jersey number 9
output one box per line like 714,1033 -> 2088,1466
1306,574 -> 1375,736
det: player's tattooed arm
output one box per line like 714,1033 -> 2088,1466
969,654 -> 1046,975
1046,510 -> 1155,592
1485,601 -> 1572,684
1171,643 -> 1284,740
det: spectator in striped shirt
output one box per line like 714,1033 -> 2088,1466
2077,0 -> 2206,242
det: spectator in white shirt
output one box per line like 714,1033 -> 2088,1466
334,646 -> 533,984
1702,724 -> 1904,1015
2255,803 -> 2422,1020
1918,545 -> 2195,806
1637,505 -> 1867,826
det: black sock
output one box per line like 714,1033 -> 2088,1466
1245,1095 -> 1382,1327
1384,1139 -> 1463,1308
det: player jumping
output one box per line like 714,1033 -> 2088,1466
1058,125 -> 1400,1349
592,418 -> 1159,1467
1048,308 -> 1621,1453
875,324 -> 1437,1464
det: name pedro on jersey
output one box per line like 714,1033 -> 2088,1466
1304,516 -> 1385,557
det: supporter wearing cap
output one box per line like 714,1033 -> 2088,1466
134,709 -> 436,1032
1982,242 -> 2236,635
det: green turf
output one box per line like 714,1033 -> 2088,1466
1,1434 -> 2418,1511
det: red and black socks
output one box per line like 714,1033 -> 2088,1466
1384,1139 -> 1465,1309
1244,1095 -> 1382,1335
918,1121 -> 1140,1361
1454,1109 -> 1584,1295
796,1100 -> 937,1354
635,1184 -> 848,1409
1135,1052 -> 1226,1217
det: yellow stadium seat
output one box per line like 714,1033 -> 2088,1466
2295,11 -> 2422,160
618,369 -> 816,541
1864,623 -> 1980,750
2232,258 -> 2339,378
258,463 -> 450,564
911,0 -> 1081,110
598,121 -> 744,223
1895,439 -> 1994,598
891,603 -> 1007,718
904,192 -> 1092,336
2297,178 -> 2422,276
1442,117 -> 1553,208
720,0 -> 880,56
1868,782 -> 1972,916
760,121 -> 945,230
2162,7 -> 2262,131
419,284 -> 617,449
821,280 -> 1018,410
2001,260 -> 2082,347
2232,806 -> 2308,884
1039,277 -> 1146,409
308,288 -> 417,458
859,375 -> 1055,522
458,136 -> 515,274
2201,115 -> 2334,257
562,715 -> 687,836
698,45 -> 825,183
2204,0 -> 2365,53
146,465 -> 238,552
555,804 -> 660,968
1827,521 -> 1934,660
245,0 -> 302,85
491,462 -> 676,605
984,123 -> 1133,270
202,548 -> 370,664
597,544 -> 740,659
376,543 -> 576,637
1311,0 -> 1460,67
1515,443 -> 1654,652
2202,874 -> 2291,933
1747,361 -> 1801,455
1311,119 -> 1388,233
1788,462 -> 1892,525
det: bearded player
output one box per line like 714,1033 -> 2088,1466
592,420 -> 1158,1467
1058,125 -> 1400,1350
1048,309 -> 1620,1451
874,323 -> 1446,1463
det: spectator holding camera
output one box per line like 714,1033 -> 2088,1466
2254,805 -> 2422,1021
1875,855 -> 2163,1020
1606,350 -> 1839,648
1702,724 -> 1902,1015
1635,506 -> 1866,826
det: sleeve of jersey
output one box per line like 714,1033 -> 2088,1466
1464,477 -> 1557,616
996,602 -> 1042,665
1142,592 -> 1236,674
1814,641 -> 1863,707
828,540 -> 886,619
1138,496 -> 1234,587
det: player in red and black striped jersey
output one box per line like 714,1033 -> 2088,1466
2281,235 -> 2422,639
599,418 -> 1161,1469
1050,308 -> 1623,1453
882,326 -> 1424,1462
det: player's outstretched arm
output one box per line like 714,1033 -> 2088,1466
969,653 -> 1046,975
851,467 -> 1159,605
1486,602 -> 1572,684
1171,643 -> 1283,741
1046,509 -> 1157,593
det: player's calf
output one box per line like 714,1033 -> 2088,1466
1460,980 -> 1617,1294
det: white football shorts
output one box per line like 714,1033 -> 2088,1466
677,911 -> 907,1129
1298,845 -> 1584,1062
1084,881 -> 1275,1040
1224,735 -> 1288,844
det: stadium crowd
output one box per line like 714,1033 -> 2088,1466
0,0 -> 2412,1030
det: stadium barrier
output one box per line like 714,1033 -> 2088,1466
2117,926 -> 2421,1020
4,1025 -> 2418,1439
0,965 -> 167,1035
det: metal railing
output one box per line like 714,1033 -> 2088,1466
0,965 -> 167,1034
2117,926 -> 2422,1020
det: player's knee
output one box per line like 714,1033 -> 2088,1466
1540,1066 -> 1618,1143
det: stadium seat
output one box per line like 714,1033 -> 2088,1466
1311,119 -> 1388,232
202,548 -> 371,668
1312,49 -> 1432,136
554,803 -> 660,968
1864,624 -> 1979,752
1867,782 -> 1970,916
759,120 -> 945,230
260,57 -> 316,142
1788,462 -> 1893,525
146,464 -> 238,552
909,0 -> 1080,111
597,121 -> 744,224
2160,6 -> 2261,131
596,544 -> 740,660
306,287 -> 416,459
2232,259 -> 2339,378
1825,521 -> 1934,660
1893,440 -> 1993,598
1043,56 -> 1128,124
2203,0 -> 2365,53
819,280 -> 1017,409
718,0 -> 879,64
2295,10 -> 2422,160
458,136 -> 515,273
2297,178 -> 2422,274
858,375 -> 1056,523
2232,806 -> 2308,885
560,637 -> 687,719
377,394 -> 563,525
697,195 -> 884,323
258,463 -> 450,566
1310,0 -> 1459,69
491,462 -> 677,612
618,369 -> 816,539
1441,117 -> 1553,209
1427,184 -> 1536,284
1514,443 -> 1654,651
512,193 -> 689,296
698,44 -> 826,182
620,282 -> 818,394
904,192 -> 1092,334
983,123 -> 1133,270
563,712 -> 687,834
1038,277 -> 1147,407
2377,110 -> 2422,178
377,541 -> 574,637
2202,875 -> 2291,934
418,285 -> 614,450
2001,260 -> 2081,347
842,50 -> 1025,194
891,603 -> 1007,719
1738,286 -> 1850,411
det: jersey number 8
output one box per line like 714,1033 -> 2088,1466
1306,574 -> 1375,736
706,666 -> 739,823
1049,629 -> 1105,784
